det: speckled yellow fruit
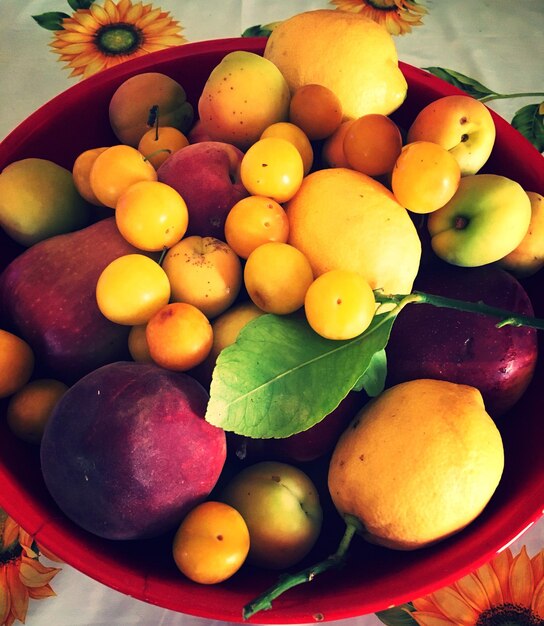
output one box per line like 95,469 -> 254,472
328,379 -> 504,550
198,51 -> 290,150
286,167 -> 421,294
264,9 -> 407,120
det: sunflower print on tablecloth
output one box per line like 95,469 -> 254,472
330,0 -> 427,35
378,545 -> 544,626
33,0 -> 186,79
0,508 -> 61,626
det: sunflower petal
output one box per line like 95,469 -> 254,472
411,611 -> 457,626
509,545 -> 534,607
103,0 -> 120,22
475,561 -> 503,606
136,7 -> 163,28
6,561 -> 28,623
70,11 -> 99,32
2,517 -> 19,549
454,572 -> 491,613
413,596 -> 441,613
430,587 -> 479,626
19,556 -> 61,588
116,0 -> 133,17
124,1 -> 145,22
28,584 -> 56,600
89,3 -> 110,26
490,548 -> 513,602
0,566 -> 10,624
532,575 -> 544,619
531,549 -> 544,585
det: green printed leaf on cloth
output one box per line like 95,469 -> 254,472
67,0 -> 95,10
423,67 -> 498,99
205,310 -> 398,439
32,12 -> 70,30
512,103 -> 544,152
242,22 -> 282,38
376,604 -> 417,626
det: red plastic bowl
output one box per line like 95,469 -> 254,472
0,38 -> 543,624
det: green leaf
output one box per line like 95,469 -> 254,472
205,310 -> 399,439
352,348 -> 387,396
67,0 -> 95,9
241,24 -> 274,38
423,67 -> 498,100
32,11 -> 70,30
511,103 -> 544,152
376,603 -> 417,626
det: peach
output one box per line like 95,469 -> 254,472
407,95 -> 496,175
162,235 -> 242,319
109,72 -> 194,147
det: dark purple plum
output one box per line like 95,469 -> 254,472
386,263 -> 538,417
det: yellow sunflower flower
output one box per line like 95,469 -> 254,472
50,0 -> 187,80
0,509 -> 61,626
409,545 -> 544,626
330,0 -> 427,35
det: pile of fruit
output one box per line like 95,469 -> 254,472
0,8 -> 542,618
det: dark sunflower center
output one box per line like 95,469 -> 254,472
0,540 -> 22,565
95,23 -> 143,56
366,0 -> 399,10
476,602 -> 544,626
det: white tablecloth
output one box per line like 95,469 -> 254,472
1,1 -> 543,625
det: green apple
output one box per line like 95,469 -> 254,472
0,158 -> 90,247
428,174 -> 531,267
221,461 -> 323,569
407,95 -> 496,175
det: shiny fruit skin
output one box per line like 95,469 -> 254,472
244,242 -> 314,314
172,501 -> 250,584
304,270 -> 376,340
0,329 -> 34,398
146,302 -> 213,371
240,137 -> 304,203
343,114 -> 402,177
391,141 -> 461,214
115,180 -> 189,251
89,144 -> 157,208
96,254 -> 170,325
224,195 -> 289,259
289,83 -> 343,141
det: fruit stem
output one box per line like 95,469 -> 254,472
242,516 -> 360,620
374,290 -> 544,331
479,91 -> 544,103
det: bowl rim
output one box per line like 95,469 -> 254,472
0,36 -> 543,624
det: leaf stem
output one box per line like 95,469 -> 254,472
374,290 -> 544,331
479,91 -> 544,103
242,516 -> 360,620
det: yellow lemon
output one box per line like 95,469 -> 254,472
264,9 -> 407,120
286,167 -> 421,295
328,379 -> 505,550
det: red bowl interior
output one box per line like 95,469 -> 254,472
1,38 -> 543,624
